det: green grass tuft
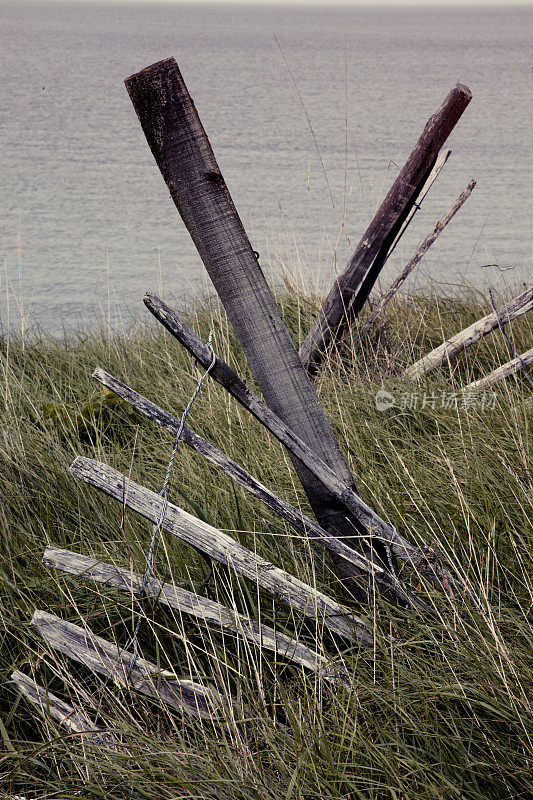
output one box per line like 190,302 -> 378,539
1,284 -> 531,799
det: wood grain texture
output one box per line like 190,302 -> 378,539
92,367 -> 424,609
43,546 -> 347,682
125,57 -> 371,585
404,285 -> 533,380
463,347 -> 533,390
10,669 -> 109,740
299,85 -> 472,371
31,610 -> 225,721
360,180 -> 476,335
141,294 -> 455,596
69,457 -> 372,645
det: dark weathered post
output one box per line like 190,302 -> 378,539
125,58 -> 383,596
299,84 -> 472,371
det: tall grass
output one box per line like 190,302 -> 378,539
0,283 -> 531,799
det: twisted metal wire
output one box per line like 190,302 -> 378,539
125,331 -> 217,674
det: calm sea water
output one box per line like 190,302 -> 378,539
1,1 -> 532,334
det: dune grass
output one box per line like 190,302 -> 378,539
0,282 -> 531,799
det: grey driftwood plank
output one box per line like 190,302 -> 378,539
69,457 -> 372,645
91,368 -> 424,610
299,85 -> 472,371
11,669 -> 109,740
143,293 -> 455,595
31,610 -> 225,721
125,56 -> 374,595
360,179 -> 476,335
463,347 -> 533,391
43,546 -> 347,682
403,285 -> 533,380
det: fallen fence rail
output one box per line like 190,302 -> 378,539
69,456 -> 372,646
403,285 -> 533,381
463,347 -> 533,391
10,669 -> 111,742
31,610 -> 226,722
42,546 -> 348,683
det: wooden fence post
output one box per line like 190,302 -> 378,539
125,58 -> 384,595
299,84 -> 472,371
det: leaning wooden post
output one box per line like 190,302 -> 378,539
125,58 -> 382,594
300,84 -> 472,371
360,179 -> 476,336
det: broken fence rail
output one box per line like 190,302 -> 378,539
10,669 -> 110,742
43,546 -> 348,683
360,179 -> 476,336
30,610 -> 226,722
463,347 -> 533,391
69,456 -> 373,646
403,285 -> 533,381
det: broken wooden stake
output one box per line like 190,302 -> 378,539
463,347 -> 533,391
299,84 -> 472,372
403,285 -> 533,381
69,456 -> 372,645
360,179 -> 476,336
43,546 -> 347,682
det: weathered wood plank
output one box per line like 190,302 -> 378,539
299,84 -> 472,371
10,669 -> 109,740
143,293 -> 455,594
43,546 -> 347,682
463,347 -> 533,391
31,610 -> 225,721
69,457 -> 372,645
91,367 -> 426,609
360,180 -> 476,335
403,285 -> 533,380
125,57 -> 373,591
92,368 -> 378,576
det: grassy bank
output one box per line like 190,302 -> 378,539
1,285 -> 531,799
